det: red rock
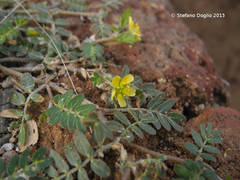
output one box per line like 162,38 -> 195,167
186,107 -> 240,178
103,0 -> 230,116
186,107 -> 240,134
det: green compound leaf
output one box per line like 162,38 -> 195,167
55,18 -> 69,26
7,155 -> 19,175
81,43 -> 104,62
157,98 -> 176,113
131,125 -> 144,139
32,147 -> 46,161
31,93 -> 44,103
107,121 -> 124,132
56,27 -> 72,37
18,149 -> 30,168
203,145 -> 221,154
184,160 -> 200,173
212,130 -> 222,137
125,129 -> 135,141
64,144 -> 82,166
18,122 -> 26,146
46,91 -> 95,131
138,123 -> 156,135
114,111 -> 131,126
92,21 -> 111,38
90,72 -> 104,86
208,137 -> 222,144
200,124 -> 207,140
121,65 -> 130,77
155,114 -> 171,131
47,165 -> 58,178
192,130 -> 203,147
184,142 -> 198,156
174,165 -> 193,178
0,19 -> 26,44
93,121 -> 113,143
10,91 -> 25,106
20,73 -> 35,93
207,123 -> 212,134
147,93 -> 165,110
167,116 -> 182,132
90,159 -> 110,177
93,122 -> 105,144
120,9 -> 131,30
202,169 -> 218,180
78,168 -> 89,180
49,149 -> 69,173
200,153 -> 217,162
167,112 -> 186,123
74,131 -> 94,158
115,32 -> 137,44
76,104 -> 96,114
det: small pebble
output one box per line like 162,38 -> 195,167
199,104 -> 205,110
9,137 -> 16,143
15,147 -> 19,152
1,143 -> 14,151
2,150 -> 17,163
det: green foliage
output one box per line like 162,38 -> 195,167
47,131 -> 111,179
0,148 -> 50,179
58,0 -> 88,12
91,13 -> 111,38
81,42 -> 104,62
107,75 -> 184,141
18,121 -> 26,146
10,90 -> 25,106
174,160 -> 218,180
184,123 -> 222,162
120,156 -> 165,179
174,123 -> 222,180
0,1 -> 223,179
0,18 -> 27,44
98,0 -> 123,12
45,90 -> 96,132
20,73 -> 35,93
90,72 -> 104,86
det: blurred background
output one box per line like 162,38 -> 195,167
171,0 -> 240,110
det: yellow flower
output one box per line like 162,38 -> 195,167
128,16 -> 141,41
111,74 -> 136,107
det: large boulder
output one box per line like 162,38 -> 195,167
104,0 -> 230,118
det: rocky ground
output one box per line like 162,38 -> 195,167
171,0 -> 240,110
0,0 -> 239,179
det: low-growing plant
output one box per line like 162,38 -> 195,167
0,0 -> 225,179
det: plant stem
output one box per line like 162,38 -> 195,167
6,9 -> 97,17
99,107 -> 159,114
55,10 -> 97,17
123,141 -> 185,164
0,64 -> 22,78
0,57 -> 31,63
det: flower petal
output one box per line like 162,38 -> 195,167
112,76 -> 121,87
135,23 -> 141,40
111,88 -> 116,100
117,94 -> 126,107
122,86 -> 136,97
120,74 -> 134,86
129,16 -> 134,31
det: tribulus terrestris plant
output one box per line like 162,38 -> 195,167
0,0 -> 224,179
